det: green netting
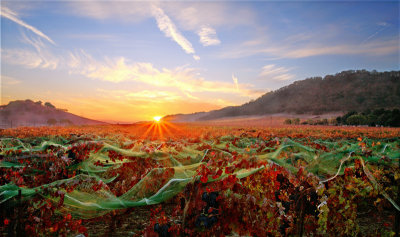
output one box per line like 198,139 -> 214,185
0,136 -> 399,219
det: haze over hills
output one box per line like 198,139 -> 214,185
165,70 -> 400,122
2,70 -> 399,127
0,100 -> 107,128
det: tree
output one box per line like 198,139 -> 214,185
336,116 -> 342,125
329,118 -> 338,125
366,114 -> 377,126
60,119 -> 73,125
284,119 -> 292,125
293,118 -> 300,125
47,118 -> 57,126
390,109 -> 400,127
341,111 -> 357,125
346,114 -> 367,125
377,112 -> 391,126
44,102 -> 56,109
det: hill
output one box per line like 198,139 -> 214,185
165,70 -> 400,122
0,100 -> 107,128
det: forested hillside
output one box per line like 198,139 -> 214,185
166,70 -> 400,121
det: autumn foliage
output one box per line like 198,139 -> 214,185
1,124 -> 399,236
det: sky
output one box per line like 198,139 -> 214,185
1,0 -> 399,123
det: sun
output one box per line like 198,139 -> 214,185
153,116 -> 162,122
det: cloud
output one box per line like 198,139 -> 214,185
232,74 -> 239,90
0,6 -> 55,45
1,75 -> 21,85
67,1 -> 254,27
2,48 -> 58,70
151,5 -> 196,57
283,40 -> 399,58
163,3 -> 254,47
98,89 -> 238,111
68,51 -> 262,98
67,1 -> 152,22
65,2 -> 256,55
96,89 -> 182,102
198,26 -> 221,46
67,2 -> 199,58
220,38 -> 399,59
259,64 -> 294,81
163,2 -> 254,31
2,33 -> 59,69
67,1 -> 254,31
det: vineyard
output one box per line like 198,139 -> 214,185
1,123 -> 399,236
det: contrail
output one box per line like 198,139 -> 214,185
1,6 -> 55,45
361,24 -> 389,44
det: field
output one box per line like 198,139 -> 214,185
1,123 -> 400,236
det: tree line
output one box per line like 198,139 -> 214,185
284,108 -> 400,127
336,109 -> 400,127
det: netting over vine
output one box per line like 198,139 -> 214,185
1,134 -> 399,219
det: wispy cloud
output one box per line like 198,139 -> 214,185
3,33 -> 59,69
198,26 -> 221,46
1,7 -> 59,69
0,6 -> 55,45
220,38 -> 399,59
2,48 -> 58,70
67,1 -> 152,22
283,40 -> 399,58
232,74 -> 239,90
96,89 -> 181,102
1,75 -> 21,85
96,88 -> 237,109
151,5 -> 199,59
164,2 -> 254,31
68,50 -> 262,98
259,64 -> 294,81
65,2 -> 256,57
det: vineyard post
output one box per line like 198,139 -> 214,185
297,196 -> 305,237
107,211 -> 116,236
395,157 -> 400,236
182,180 -> 199,234
16,189 -> 22,235
6,197 -> 13,236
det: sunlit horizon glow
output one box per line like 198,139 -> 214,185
153,116 -> 162,122
1,1 -> 398,123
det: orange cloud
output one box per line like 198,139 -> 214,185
68,52 -> 264,98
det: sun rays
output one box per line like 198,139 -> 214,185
138,117 -> 180,140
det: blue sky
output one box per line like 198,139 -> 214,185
1,1 -> 399,122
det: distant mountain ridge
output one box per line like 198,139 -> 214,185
0,100 -> 106,128
165,70 -> 400,122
